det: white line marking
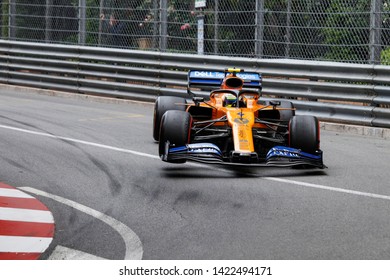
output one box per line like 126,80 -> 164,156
0,124 -> 159,160
48,245 -> 106,260
18,187 -> 143,260
264,177 -> 390,201
1,123 -> 390,203
0,236 -> 53,253
0,188 -> 34,198
0,207 -> 54,223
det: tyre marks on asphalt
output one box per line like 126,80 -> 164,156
19,187 -> 143,260
0,182 -> 54,260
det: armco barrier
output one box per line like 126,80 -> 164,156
1,40 -> 390,128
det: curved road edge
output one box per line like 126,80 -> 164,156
19,187 -> 143,260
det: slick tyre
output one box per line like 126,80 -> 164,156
262,100 -> 295,120
278,101 -> 295,122
277,101 -> 295,133
289,115 -> 319,154
153,96 -> 186,141
159,110 -> 192,163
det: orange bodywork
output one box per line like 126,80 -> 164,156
187,87 -> 272,154
184,68 -> 293,156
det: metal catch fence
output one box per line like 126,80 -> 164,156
1,39 -> 390,128
1,0 -> 390,64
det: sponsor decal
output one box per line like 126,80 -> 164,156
267,147 -> 300,159
189,148 -> 220,154
190,71 -> 225,79
189,71 -> 260,81
234,118 -> 249,124
236,73 -> 261,81
187,143 -> 222,156
273,150 -> 300,158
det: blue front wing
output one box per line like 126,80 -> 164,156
162,143 -> 325,168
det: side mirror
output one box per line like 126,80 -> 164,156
269,101 -> 281,106
193,97 -> 204,106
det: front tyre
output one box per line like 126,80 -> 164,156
289,115 -> 319,154
153,96 -> 186,141
159,110 -> 192,163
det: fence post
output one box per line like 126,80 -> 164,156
285,0 -> 292,58
213,0 -> 219,55
78,0 -> 86,45
159,0 -> 168,52
98,0 -> 104,45
8,0 -> 16,39
255,0 -> 264,58
152,0 -> 159,49
45,0 -> 53,42
370,0 -> 382,64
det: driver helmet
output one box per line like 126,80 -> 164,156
224,93 -> 237,107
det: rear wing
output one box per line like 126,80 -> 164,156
187,70 -> 262,91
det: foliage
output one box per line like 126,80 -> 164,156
6,0 -> 78,42
3,0 -> 390,63
167,0 -> 197,51
1,1 -> 9,37
207,0 -> 255,56
381,47 -> 390,65
382,0 -> 390,47
84,0 -> 100,45
322,0 -> 370,62
13,0 -> 46,40
380,0 -> 390,64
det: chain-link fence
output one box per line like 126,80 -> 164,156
1,0 -> 390,64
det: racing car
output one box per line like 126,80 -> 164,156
153,68 -> 324,168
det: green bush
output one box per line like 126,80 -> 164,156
322,0 -> 370,63
381,48 -> 390,65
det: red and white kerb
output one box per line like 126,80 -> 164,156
0,183 -> 54,260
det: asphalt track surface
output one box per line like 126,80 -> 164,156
1,88 -> 390,260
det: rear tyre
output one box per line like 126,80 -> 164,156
262,100 -> 295,121
277,101 -> 295,133
159,110 -> 192,163
278,101 -> 295,122
153,96 -> 186,141
289,115 -> 319,154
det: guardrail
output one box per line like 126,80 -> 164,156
1,40 -> 390,128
